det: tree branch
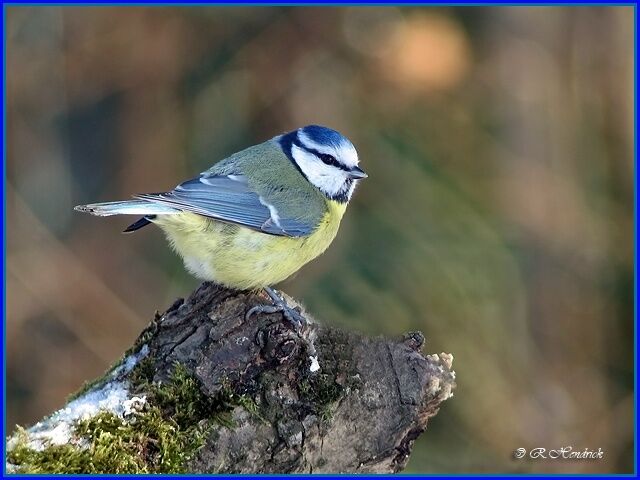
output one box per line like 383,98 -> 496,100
6,282 -> 455,474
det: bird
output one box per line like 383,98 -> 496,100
75,125 -> 367,328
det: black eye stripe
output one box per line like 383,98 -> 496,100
319,153 -> 342,168
291,138 -> 348,172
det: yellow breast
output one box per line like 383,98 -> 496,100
153,200 -> 347,290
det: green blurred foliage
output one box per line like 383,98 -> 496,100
6,6 -> 634,473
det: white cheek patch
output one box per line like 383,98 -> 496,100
291,144 -> 349,198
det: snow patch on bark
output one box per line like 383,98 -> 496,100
8,345 -> 150,452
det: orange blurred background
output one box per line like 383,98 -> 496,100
5,6 -> 634,473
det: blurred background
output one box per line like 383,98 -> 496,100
5,6 -> 634,474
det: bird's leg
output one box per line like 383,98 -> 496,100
245,286 -> 306,331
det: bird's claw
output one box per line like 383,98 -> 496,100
245,287 -> 307,332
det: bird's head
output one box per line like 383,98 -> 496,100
279,125 -> 366,203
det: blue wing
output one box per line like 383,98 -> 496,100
134,174 -> 315,237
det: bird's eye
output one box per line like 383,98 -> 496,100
319,154 -> 340,167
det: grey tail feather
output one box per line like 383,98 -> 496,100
123,215 -> 156,233
74,199 -> 179,216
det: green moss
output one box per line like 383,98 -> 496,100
233,393 -> 268,425
300,373 -> 344,405
300,373 -> 344,406
8,362 -> 257,474
8,407 -> 206,474
9,441 -> 111,474
298,373 -> 345,422
129,355 -> 156,389
148,363 -> 236,430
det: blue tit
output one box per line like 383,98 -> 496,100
75,125 -> 366,320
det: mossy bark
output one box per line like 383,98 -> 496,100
7,282 -> 456,474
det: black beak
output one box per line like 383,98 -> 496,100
347,166 -> 368,179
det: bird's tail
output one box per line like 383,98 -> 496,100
74,199 -> 180,233
74,199 -> 178,217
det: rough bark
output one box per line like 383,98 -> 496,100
9,282 -> 456,474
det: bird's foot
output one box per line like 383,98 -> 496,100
246,286 -> 306,331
